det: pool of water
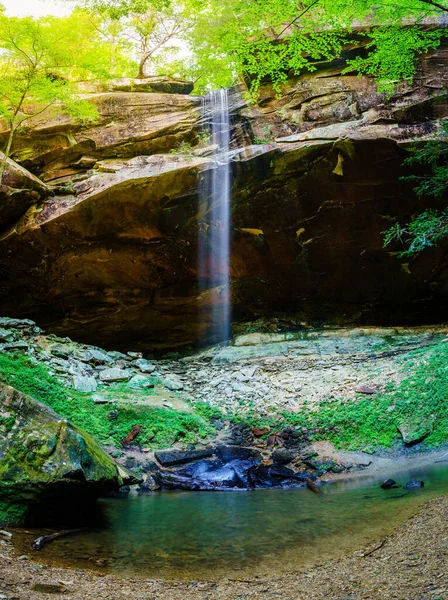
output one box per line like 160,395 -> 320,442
14,461 -> 448,580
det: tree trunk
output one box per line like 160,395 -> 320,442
0,125 -> 16,186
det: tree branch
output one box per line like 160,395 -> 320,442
416,0 -> 448,12
276,0 -> 321,39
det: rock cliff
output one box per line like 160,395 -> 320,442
0,53 -> 446,350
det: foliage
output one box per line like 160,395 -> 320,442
69,0 -> 194,78
179,0 -> 448,95
383,120 -> 448,257
343,26 -> 444,97
0,353 -> 214,449
0,9 -> 124,182
170,139 -> 194,153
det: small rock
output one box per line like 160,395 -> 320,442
107,410 -> 119,421
135,358 -> 156,373
271,448 -> 297,465
49,343 -> 72,358
73,375 -> 98,393
128,374 -> 155,389
251,426 -> 270,437
99,367 -> 131,382
32,583 -> 67,594
127,351 -> 143,359
92,394 -> 113,404
355,386 -> 376,395
163,378 -> 184,391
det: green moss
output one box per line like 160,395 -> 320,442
0,499 -> 27,525
0,354 -> 214,449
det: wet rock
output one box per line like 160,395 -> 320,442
139,473 -> 161,492
215,445 -> 261,462
155,448 -> 214,467
271,448 -> 297,465
228,423 -> 254,445
135,358 -> 156,373
107,410 -> 119,421
398,417 -> 434,445
178,458 -> 260,488
99,367 -> 131,382
380,479 -> 399,489
404,480 -> 425,490
73,375 -> 97,393
247,465 -> 312,488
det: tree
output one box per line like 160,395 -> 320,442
0,9 -> 131,184
69,0 -> 194,79
383,120 -> 448,257
179,0 -> 447,95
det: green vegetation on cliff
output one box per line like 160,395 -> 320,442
0,353 -> 213,449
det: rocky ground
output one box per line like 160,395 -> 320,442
1,317 -> 448,494
0,494 -> 447,599
2,317 -> 447,418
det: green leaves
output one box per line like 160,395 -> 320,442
344,26 -> 444,97
383,121 -> 448,257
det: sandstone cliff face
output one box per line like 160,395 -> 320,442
0,57 -> 446,350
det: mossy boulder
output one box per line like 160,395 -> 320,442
0,383 -> 126,525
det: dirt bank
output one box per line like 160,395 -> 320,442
1,494 -> 447,599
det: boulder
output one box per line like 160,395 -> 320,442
99,367 -> 131,382
72,375 -> 98,393
135,358 -> 156,373
0,383 -> 125,525
398,417 -> 434,445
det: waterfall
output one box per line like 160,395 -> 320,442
198,89 -> 231,344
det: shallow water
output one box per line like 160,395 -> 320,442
14,462 -> 448,580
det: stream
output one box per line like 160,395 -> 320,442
13,460 -> 448,580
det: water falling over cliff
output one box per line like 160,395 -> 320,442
198,89 -> 232,344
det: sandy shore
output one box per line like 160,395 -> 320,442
0,493 -> 447,600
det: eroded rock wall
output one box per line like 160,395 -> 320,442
0,54 -> 446,351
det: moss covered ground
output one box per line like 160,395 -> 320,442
0,354 -> 214,449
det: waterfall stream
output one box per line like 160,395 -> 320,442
199,89 -> 231,344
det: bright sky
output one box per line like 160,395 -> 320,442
1,0 -> 72,17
